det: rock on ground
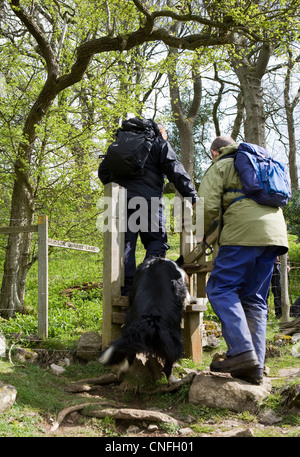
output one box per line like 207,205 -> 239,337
189,371 -> 272,413
14,348 -> 38,364
76,331 -> 102,361
0,381 -> 17,413
281,382 -> 300,412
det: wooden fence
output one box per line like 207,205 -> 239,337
0,215 -> 100,338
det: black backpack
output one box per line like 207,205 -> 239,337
105,118 -> 157,178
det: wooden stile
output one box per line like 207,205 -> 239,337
101,184 -> 215,363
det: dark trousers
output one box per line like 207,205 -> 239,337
122,200 -> 169,295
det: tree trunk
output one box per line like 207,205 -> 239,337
285,104 -> 299,191
0,78 -> 59,317
284,50 -> 299,191
234,70 -> 266,146
176,121 -> 196,178
231,92 -> 244,140
230,42 -> 273,146
0,161 -> 35,317
168,48 -> 202,179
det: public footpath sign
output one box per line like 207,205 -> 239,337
47,238 -> 100,253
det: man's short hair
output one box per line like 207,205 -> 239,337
210,136 -> 235,152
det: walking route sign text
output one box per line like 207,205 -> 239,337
47,238 -> 100,253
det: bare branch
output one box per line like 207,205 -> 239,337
10,0 -> 59,77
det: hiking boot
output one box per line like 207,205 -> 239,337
210,350 -> 259,375
233,367 -> 264,385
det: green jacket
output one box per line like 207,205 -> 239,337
198,143 -> 289,251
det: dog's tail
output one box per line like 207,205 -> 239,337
98,337 -> 145,366
98,342 -> 128,366
98,342 -> 134,376
98,317 -> 160,367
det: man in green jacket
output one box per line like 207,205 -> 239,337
198,136 -> 289,384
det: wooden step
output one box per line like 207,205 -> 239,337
111,295 -> 207,324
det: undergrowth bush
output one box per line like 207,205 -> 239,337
284,190 -> 300,242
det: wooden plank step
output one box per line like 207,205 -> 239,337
111,296 -> 207,324
183,261 -> 213,274
186,297 -> 208,312
113,296 -> 129,308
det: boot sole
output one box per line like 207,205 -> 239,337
230,359 -> 260,376
234,375 -> 263,385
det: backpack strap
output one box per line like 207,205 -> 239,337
224,188 -> 246,207
218,152 -> 247,207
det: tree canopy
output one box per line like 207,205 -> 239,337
0,0 -> 300,316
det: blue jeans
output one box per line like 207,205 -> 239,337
206,245 -> 283,368
122,200 -> 169,295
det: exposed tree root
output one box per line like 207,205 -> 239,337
82,407 -> 185,427
50,400 -> 120,432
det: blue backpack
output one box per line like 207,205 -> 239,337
224,142 -> 292,208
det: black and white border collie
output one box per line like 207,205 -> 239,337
99,256 -> 189,384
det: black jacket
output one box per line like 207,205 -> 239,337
98,135 -> 198,204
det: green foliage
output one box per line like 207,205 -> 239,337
284,190 -> 300,242
0,1 -> 299,436
159,422 -> 180,434
1,249 -> 104,348
98,415 -> 118,437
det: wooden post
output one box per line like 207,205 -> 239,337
102,183 -> 126,349
180,197 -> 194,260
180,197 -> 204,362
38,215 -> 48,338
281,253 -> 290,323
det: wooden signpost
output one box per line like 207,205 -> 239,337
37,215 -> 100,338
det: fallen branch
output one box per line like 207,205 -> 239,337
8,343 -> 25,368
61,282 -> 102,298
8,343 -> 16,365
